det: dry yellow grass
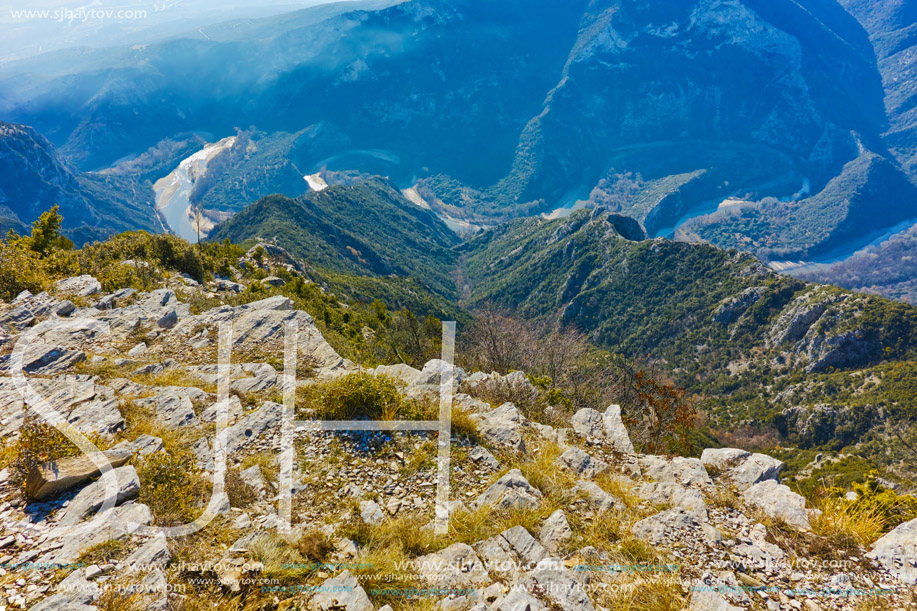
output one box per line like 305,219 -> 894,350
812,497 -> 889,548
596,575 -> 687,611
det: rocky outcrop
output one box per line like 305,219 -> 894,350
713,286 -> 764,325
700,448 -> 784,491
742,480 -> 812,531
2,273 -> 915,611
309,570 -> 374,611
868,517 -> 917,584
25,448 -> 132,500
474,469 -> 542,511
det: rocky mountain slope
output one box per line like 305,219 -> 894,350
1,258 -> 916,611
839,0 -> 917,179
459,209 -> 917,483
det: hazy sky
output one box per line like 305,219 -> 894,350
0,0 -> 330,62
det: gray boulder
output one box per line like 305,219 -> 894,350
742,480 -> 811,531
55,275 -> 101,297
308,570 -> 373,611
571,408 -> 603,438
556,447 -> 608,479
156,309 -> 179,329
540,509 -> 573,553
138,392 -> 197,428
602,404 -> 635,453
56,465 -> 140,528
521,567 -> 595,611
633,508 -> 720,546
574,480 -> 619,512
639,455 -> 712,488
50,502 -> 152,564
500,525 -> 547,566
474,469 -> 542,511
701,448 -> 784,490
359,500 -> 385,525
868,516 -> 917,584
471,402 -> 526,453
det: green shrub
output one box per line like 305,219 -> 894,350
137,448 -> 203,525
297,372 -> 431,420
225,468 -> 260,509
829,472 -> 917,532
10,416 -> 84,494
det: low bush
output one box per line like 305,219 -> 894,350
297,372 -> 432,421
137,448 -> 205,525
10,416 -> 85,493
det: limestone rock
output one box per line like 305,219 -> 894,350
138,391 -> 197,428
474,469 -> 542,511
468,446 -> 500,470
868,516 -> 917,584
500,525 -> 547,566
633,508 -> 720,546
635,481 -> 707,516
308,570 -> 373,611
492,590 -> 548,611
571,408 -> 603,438
415,543 -> 490,588
540,509 -> 573,553
55,275 -> 102,297
359,500 -> 385,525
574,480 -> 618,512
556,447 -> 608,479
701,447 -> 784,490
124,532 -> 171,571
51,502 -> 152,564
521,567 -> 595,611
29,569 -> 98,611
56,465 -> 140,527
639,455 -> 712,487
602,404 -> 634,453
0,341 -> 85,375
742,480 -> 811,531
26,448 -> 133,500
471,402 -> 526,452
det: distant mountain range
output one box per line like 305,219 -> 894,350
0,0 -> 915,295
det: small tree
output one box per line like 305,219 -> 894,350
27,204 -> 72,254
463,305 -> 536,374
617,366 -> 697,455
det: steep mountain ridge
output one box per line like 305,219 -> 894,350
0,122 -> 160,243
210,177 -> 460,298
460,208 -> 917,375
